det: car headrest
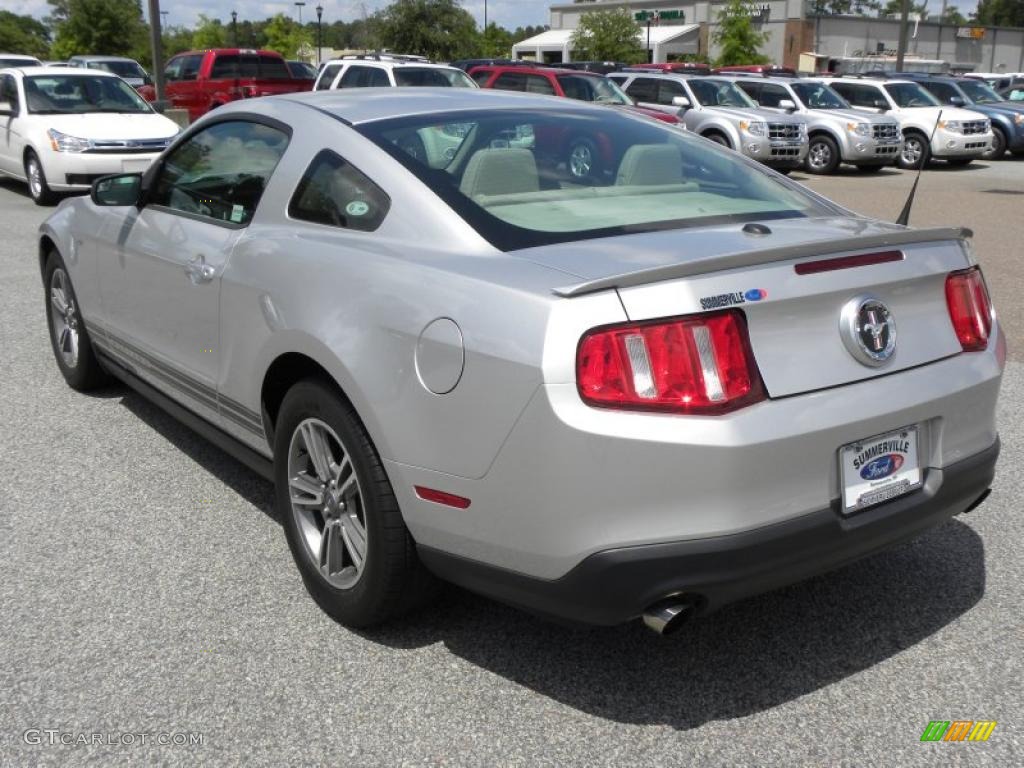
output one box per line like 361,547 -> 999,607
459,148 -> 540,199
616,144 -> 684,186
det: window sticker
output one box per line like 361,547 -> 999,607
346,200 -> 370,217
230,204 -> 245,223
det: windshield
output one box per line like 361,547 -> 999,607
883,82 -> 940,108
688,78 -> 757,108
288,61 -> 317,79
556,75 -> 632,104
393,67 -> 476,88
357,109 -> 828,250
957,79 -> 1003,104
24,75 -> 152,114
92,60 -> 147,79
791,82 -> 849,109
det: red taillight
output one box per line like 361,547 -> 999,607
945,267 -> 993,352
576,310 -> 764,414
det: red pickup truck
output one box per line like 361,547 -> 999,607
139,49 -> 313,122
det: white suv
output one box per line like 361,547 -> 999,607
314,55 -> 476,91
823,77 -> 993,169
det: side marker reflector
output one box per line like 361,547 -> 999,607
414,486 -> 471,509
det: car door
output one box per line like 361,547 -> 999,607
97,118 -> 290,426
0,74 -> 25,176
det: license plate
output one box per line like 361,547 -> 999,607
121,159 -> 151,173
840,426 -> 921,513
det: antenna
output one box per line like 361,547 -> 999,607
896,108 -> 942,226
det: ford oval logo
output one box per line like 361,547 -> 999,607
744,288 -> 767,302
859,453 -> 904,480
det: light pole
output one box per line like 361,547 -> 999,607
160,10 -> 168,27
316,5 -> 323,65
295,1 -> 306,25
146,0 -> 166,104
231,11 -> 238,47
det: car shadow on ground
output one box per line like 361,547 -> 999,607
103,378 -> 987,731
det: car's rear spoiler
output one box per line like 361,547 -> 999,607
553,226 -> 972,298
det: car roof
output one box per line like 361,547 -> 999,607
7,66 -> 120,78
275,87 -> 609,124
473,65 -> 603,78
69,55 -> 137,62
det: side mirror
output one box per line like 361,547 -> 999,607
872,98 -> 889,111
778,98 -> 796,112
0,100 -> 13,116
949,96 -> 965,107
671,95 -> 690,108
91,173 -> 143,206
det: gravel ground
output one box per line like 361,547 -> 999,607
0,160 -> 1021,767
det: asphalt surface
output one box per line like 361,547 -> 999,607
1,161 -> 1022,766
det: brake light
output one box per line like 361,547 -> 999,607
577,310 -> 764,414
945,267 -> 993,351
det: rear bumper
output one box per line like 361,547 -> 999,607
419,438 -> 998,625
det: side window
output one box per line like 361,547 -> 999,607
492,72 -> 526,91
368,67 -> 390,87
339,65 -> 373,88
1,75 -> 19,112
178,54 -> 203,81
164,57 -> 183,81
625,77 -> 658,103
833,83 -> 874,107
524,74 -> 554,95
757,83 -> 789,108
656,79 -> 686,105
735,80 -> 761,102
471,70 -> 491,86
289,150 -> 390,232
316,62 -> 342,90
150,121 -> 290,226
924,81 -> 959,104
210,55 -> 239,79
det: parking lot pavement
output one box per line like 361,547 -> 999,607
1,168 -> 1021,766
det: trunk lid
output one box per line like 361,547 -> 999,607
523,217 -> 971,398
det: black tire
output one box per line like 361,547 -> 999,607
566,136 -> 602,180
805,134 -> 841,174
704,132 -> 731,149
982,126 -> 1006,160
897,131 -> 930,170
43,250 -> 108,391
25,150 -> 58,205
855,164 -> 886,173
946,158 -> 973,167
275,379 -> 437,627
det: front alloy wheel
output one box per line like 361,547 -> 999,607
567,138 -> 600,180
806,135 -> 840,174
288,418 -> 368,590
25,151 -> 57,205
43,251 -> 107,391
898,134 -> 929,170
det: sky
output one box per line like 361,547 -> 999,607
7,0 -> 556,30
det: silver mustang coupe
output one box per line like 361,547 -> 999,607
39,89 -> 1003,634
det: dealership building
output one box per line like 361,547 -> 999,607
512,0 -> 1024,73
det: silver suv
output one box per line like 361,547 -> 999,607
314,55 -> 476,91
609,71 -> 808,171
729,77 -> 902,174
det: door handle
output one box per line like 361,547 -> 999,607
185,254 -> 216,284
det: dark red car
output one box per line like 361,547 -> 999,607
628,62 -> 711,75
139,49 -> 313,122
712,64 -> 797,77
468,65 -> 685,181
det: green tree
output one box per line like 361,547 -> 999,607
713,0 -> 770,66
375,0 -> 478,60
974,0 -> 1024,26
191,14 -> 227,50
0,11 -> 51,57
479,23 -> 513,58
940,5 -> 968,23
263,13 -> 310,58
49,0 -> 148,59
162,25 -> 195,57
570,9 -> 644,63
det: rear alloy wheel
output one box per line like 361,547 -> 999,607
567,137 -> 600,180
806,134 -> 841,174
275,379 -> 437,627
44,251 -> 108,390
981,127 -> 1006,160
25,150 -> 57,205
897,132 -> 930,170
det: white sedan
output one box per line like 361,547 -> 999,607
0,67 -> 179,204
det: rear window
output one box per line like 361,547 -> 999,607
357,108 -> 830,251
211,54 -> 290,79
393,67 -> 475,88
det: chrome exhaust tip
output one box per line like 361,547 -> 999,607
642,597 -> 696,636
